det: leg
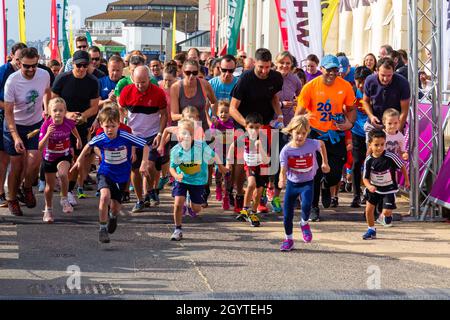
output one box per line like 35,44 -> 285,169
56,161 -> 71,197
110,199 -> 122,217
8,155 -> 25,200
365,203 -> 376,227
173,196 -> 185,227
283,181 -> 299,236
244,176 -> 256,208
44,172 -> 56,209
252,186 -> 264,212
24,150 -> 41,189
131,168 -> 143,202
190,203 -> 203,214
99,188 -> 111,224
0,151 -> 9,195
299,181 -> 314,222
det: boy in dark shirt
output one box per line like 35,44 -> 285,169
362,130 -> 409,239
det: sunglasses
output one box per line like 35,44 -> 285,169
240,56 -> 247,59
324,68 -> 339,74
221,68 -> 235,73
77,45 -> 88,49
184,70 -> 199,76
76,63 -> 89,69
22,63 -> 38,69
91,57 -> 100,61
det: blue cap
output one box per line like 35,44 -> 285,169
337,55 -> 350,73
321,54 -> 340,69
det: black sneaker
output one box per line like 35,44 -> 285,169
107,215 -> 118,234
99,228 -> 110,243
321,180 -> 331,208
339,181 -> 346,193
16,188 -> 26,204
350,196 -> 361,208
309,207 -> 320,222
144,193 -> 151,208
122,191 -> 130,203
331,197 -> 339,208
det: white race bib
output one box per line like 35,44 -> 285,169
104,146 -> 128,165
370,170 -> 393,187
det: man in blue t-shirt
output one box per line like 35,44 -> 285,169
98,55 -> 124,108
208,55 -> 238,105
337,54 -> 356,86
362,57 -> 410,133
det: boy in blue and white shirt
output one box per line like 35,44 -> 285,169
71,106 -> 150,243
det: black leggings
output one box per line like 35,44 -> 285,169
351,134 -> 367,197
309,131 -> 347,208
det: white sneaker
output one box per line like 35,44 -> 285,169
60,198 -> 73,213
67,191 -> 77,206
43,208 -> 54,223
170,229 -> 183,241
38,180 -> 45,193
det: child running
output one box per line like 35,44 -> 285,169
71,106 -> 150,243
362,130 -> 410,239
228,113 -> 270,227
38,97 -> 82,223
206,100 -> 234,210
169,119 -> 228,240
278,115 -> 330,251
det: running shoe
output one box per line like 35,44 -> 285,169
99,228 -> 110,243
122,191 -> 131,203
16,187 -> 26,204
362,228 -> 377,240
280,239 -> 294,252
150,190 -> 159,206
301,224 -> 313,243
42,208 -> 54,223
247,212 -> 261,227
60,198 -> 73,213
266,187 -> 274,202
187,206 -> 197,218
182,204 -> 187,217
77,187 -> 87,199
144,193 -> 151,207
107,214 -> 118,234
170,229 -> 183,241
236,208 -> 250,222
8,199 -> 23,216
132,201 -> 145,213
309,207 -> 320,222
67,191 -> 77,206
157,175 -> 170,190
331,197 -> 339,208
384,215 -> 393,227
0,193 -> 8,208
23,187 -> 36,208
271,196 -> 282,213
38,180 -> 45,193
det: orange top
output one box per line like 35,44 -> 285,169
297,76 -> 355,132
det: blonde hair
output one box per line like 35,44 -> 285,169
276,51 -> 294,69
178,118 -> 194,132
48,97 -> 67,110
282,115 -> 310,135
382,108 -> 400,123
218,99 -> 230,109
181,106 -> 199,120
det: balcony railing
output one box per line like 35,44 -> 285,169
78,27 -> 123,36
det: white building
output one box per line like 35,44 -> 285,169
81,0 -> 199,54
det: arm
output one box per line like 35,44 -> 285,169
229,97 -> 245,127
318,141 -> 330,173
363,178 -> 376,193
170,82 -> 182,122
43,88 -> 52,117
205,80 -> 218,117
38,125 -> 54,151
71,127 -> 82,150
255,139 -> 270,165
70,144 -> 93,173
226,142 -> 235,170
362,94 -> 382,128
157,126 -> 177,155
399,99 -> 409,131
271,94 -> 283,122
152,108 -> 168,148
81,97 -> 100,121
139,144 -> 151,177
169,166 -> 183,182
4,101 -> 25,153
401,165 -> 410,188
278,166 -> 287,189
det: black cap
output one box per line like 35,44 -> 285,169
72,50 -> 90,64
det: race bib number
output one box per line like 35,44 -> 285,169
104,146 -> 128,165
48,140 -> 70,153
287,154 -> 313,174
180,162 -> 201,175
370,170 -> 393,187
244,151 -> 262,167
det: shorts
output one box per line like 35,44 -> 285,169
43,155 -> 73,173
132,134 -> 169,171
97,174 -> 127,204
246,166 -> 269,188
171,182 -> 205,204
367,191 -> 397,210
3,120 -> 43,156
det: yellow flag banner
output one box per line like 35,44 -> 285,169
172,8 -> 176,58
69,10 -> 74,55
18,0 -> 26,43
321,0 -> 339,47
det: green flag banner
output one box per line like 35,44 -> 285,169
226,0 -> 245,56
86,31 -> 93,47
62,0 -> 71,62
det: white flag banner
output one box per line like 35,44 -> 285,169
0,0 -> 6,64
443,0 -> 450,91
285,0 -> 322,65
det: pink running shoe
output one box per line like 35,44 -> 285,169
301,224 -> 313,243
60,198 -> 73,214
187,206 -> 197,218
215,185 -> 222,201
222,194 -> 230,210
42,208 -> 54,224
266,187 -> 274,202
280,239 -> 294,251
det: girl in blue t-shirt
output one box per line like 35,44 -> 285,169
278,116 -> 330,252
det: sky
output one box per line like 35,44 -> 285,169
5,0 -> 111,41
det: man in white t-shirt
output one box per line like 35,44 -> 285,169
3,47 -> 51,216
